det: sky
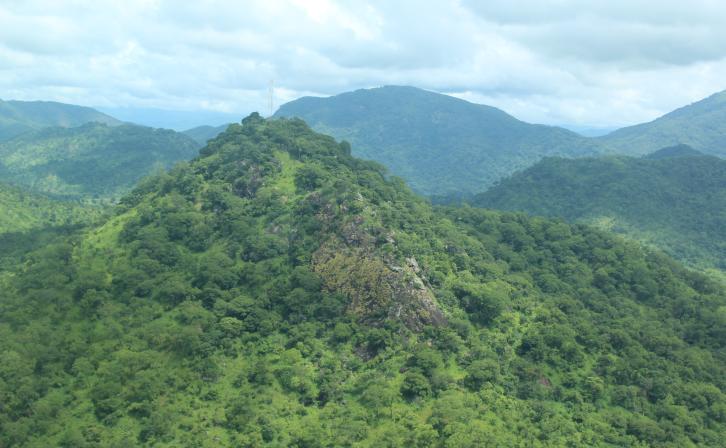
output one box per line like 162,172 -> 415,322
2,0 -> 726,129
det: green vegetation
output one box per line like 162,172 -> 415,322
0,98 -> 120,142
0,182 -> 106,271
1,115 -> 724,446
0,122 -> 201,199
275,86 -> 606,196
643,144 -> 705,160
183,123 -> 231,145
0,182 -> 102,233
600,90 -> 726,157
471,150 -> 726,274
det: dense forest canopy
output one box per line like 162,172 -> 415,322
0,122 -> 200,200
1,115 -> 724,447
0,181 -> 106,271
471,151 -> 726,276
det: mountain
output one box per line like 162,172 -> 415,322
275,86 -> 606,196
182,123 -> 230,145
0,99 -> 121,142
600,91 -> 726,157
1,115 -> 724,446
471,150 -> 726,273
0,122 -> 201,199
643,143 -> 705,160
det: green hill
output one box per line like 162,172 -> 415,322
0,122 -> 201,199
642,144 -> 705,160
1,115 -> 724,447
275,86 -> 606,196
600,91 -> 726,157
0,98 -> 120,142
0,182 -> 106,271
183,123 -> 231,145
471,151 -> 726,273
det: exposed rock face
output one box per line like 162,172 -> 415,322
312,241 -> 445,330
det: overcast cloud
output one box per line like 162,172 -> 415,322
1,0 -> 725,128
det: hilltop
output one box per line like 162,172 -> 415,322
1,115 -> 724,446
600,90 -> 726,157
0,99 -> 120,142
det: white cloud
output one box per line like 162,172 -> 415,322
0,0 -> 724,128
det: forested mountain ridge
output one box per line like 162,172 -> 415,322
0,98 -> 121,142
1,115 -> 724,446
0,122 -> 201,199
471,151 -> 726,274
600,90 -> 726,157
183,123 -> 232,145
275,86 -> 606,196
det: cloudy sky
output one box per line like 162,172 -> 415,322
2,0 -> 726,129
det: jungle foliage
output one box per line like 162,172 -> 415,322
0,115 -> 724,447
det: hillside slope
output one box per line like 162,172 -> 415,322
0,122 -> 200,199
472,151 -> 726,273
0,182 -> 105,271
1,115 -> 724,446
600,91 -> 726,157
0,99 -> 120,142
275,86 -> 605,196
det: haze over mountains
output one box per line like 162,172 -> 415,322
0,101 -> 204,200
0,99 -> 120,142
600,91 -> 726,157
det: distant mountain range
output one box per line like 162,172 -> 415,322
4,86 -> 726,203
0,122 -> 200,199
275,86 -> 605,196
274,86 -> 726,197
0,99 -> 120,142
599,91 -> 726,157
182,123 -> 231,145
471,146 -> 726,274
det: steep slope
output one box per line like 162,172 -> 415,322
275,86 -> 606,196
600,91 -> 726,157
0,99 -> 121,142
0,122 -> 201,199
1,115 -> 724,446
182,123 -> 230,145
472,152 -> 726,273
